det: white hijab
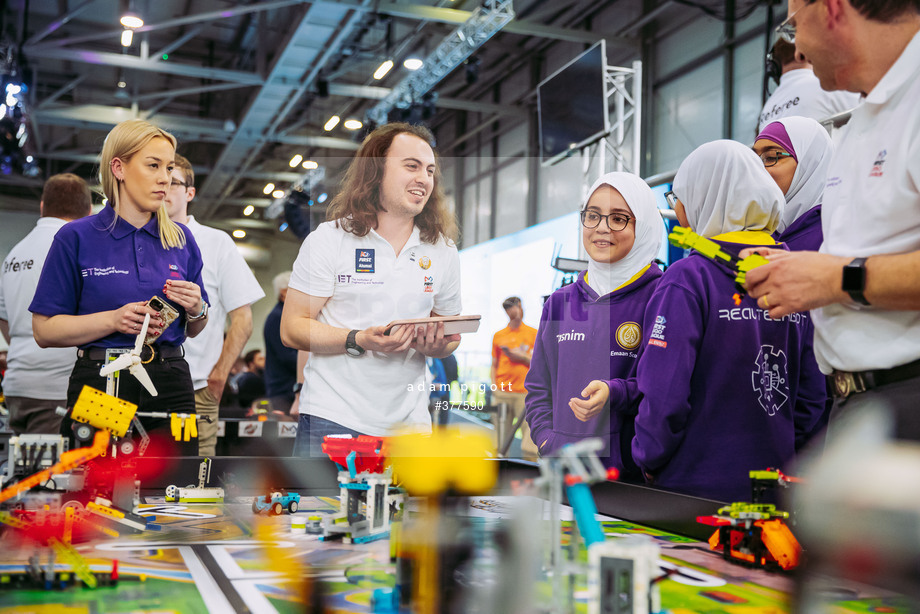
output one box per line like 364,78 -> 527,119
773,116 -> 834,231
672,140 -> 784,238
582,172 -> 665,296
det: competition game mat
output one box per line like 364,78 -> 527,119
0,495 -> 912,613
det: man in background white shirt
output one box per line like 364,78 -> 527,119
0,173 -> 91,434
759,37 -> 861,131
166,154 -> 265,456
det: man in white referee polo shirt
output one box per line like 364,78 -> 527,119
166,154 -> 265,456
0,173 -> 91,434
281,123 -> 462,456
745,0 -> 920,441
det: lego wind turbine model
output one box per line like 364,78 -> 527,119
98,313 -> 158,396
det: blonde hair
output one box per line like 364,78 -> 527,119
99,119 -> 186,249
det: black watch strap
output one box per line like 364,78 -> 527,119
842,257 -> 871,305
345,329 -> 365,356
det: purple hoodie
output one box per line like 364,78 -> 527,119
778,205 -> 823,252
525,265 -> 662,477
631,242 -> 827,502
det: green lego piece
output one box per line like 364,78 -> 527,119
668,227 -> 770,287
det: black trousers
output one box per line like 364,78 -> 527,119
64,354 -> 198,455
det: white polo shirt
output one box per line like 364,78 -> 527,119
758,69 -> 861,132
289,220 -> 462,436
181,216 -> 265,390
0,217 -> 77,399
814,31 -> 920,372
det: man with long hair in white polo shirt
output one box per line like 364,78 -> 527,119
281,123 -> 462,456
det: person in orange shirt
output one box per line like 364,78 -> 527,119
491,296 -> 538,460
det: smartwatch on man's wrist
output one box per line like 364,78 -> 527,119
345,329 -> 366,357
842,257 -> 871,305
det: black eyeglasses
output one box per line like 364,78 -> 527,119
170,180 -> 188,189
581,209 -> 633,231
758,150 -> 794,167
664,190 -> 679,209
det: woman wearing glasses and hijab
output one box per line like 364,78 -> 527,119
632,140 -> 826,502
525,172 -> 665,478
754,116 -> 835,251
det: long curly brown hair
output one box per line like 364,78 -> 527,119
326,122 -> 458,244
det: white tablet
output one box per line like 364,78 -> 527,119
384,315 -> 481,336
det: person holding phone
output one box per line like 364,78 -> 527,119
281,123 -> 461,455
30,119 -> 208,448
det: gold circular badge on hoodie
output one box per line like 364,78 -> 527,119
616,322 -> 641,350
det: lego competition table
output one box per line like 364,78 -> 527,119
0,457 -> 912,614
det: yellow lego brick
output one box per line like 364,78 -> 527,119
72,386 -> 137,437
87,501 -> 126,520
386,427 -> 496,496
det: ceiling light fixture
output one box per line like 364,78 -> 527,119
272,190 -> 285,199
373,60 -> 394,80
317,192 -> 328,203
323,115 -> 340,131
263,183 -> 275,195
120,12 -> 143,29
232,229 -> 246,239
243,205 -> 255,216
343,119 -> 363,130
121,28 -> 134,47
403,58 -> 423,70
302,160 -> 318,170
289,154 -> 303,167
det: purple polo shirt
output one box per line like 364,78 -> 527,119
29,204 -> 207,349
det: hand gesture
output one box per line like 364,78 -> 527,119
569,380 -> 609,422
164,279 -> 204,316
114,301 -> 164,336
412,322 -> 461,358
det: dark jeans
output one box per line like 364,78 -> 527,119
292,414 -> 364,458
64,354 -> 197,455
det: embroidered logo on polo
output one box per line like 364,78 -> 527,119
615,322 -> 641,350
81,266 -> 130,278
335,274 -> 383,286
419,256 -> 432,270
869,149 -> 887,178
648,315 -> 667,348
556,329 -> 585,343
751,344 -> 789,416
168,263 -> 181,278
355,249 -> 375,273
423,275 -> 434,292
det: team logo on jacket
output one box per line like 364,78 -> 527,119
615,322 -> 641,350
556,329 -> 585,343
648,315 -> 667,348
419,256 -> 432,270
870,149 -> 887,177
751,344 -> 790,416
355,249 -> 375,273
423,276 -> 434,292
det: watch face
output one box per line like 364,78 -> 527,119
346,346 -> 364,357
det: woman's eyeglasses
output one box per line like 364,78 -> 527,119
581,210 -> 633,231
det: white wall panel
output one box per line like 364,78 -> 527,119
494,158 -> 528,237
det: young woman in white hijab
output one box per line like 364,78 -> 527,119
754,116 -> 835,251
525,172 -> 665,477
632,140 -> 827,501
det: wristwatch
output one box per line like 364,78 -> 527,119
345,329 -> 365,357
187,301 -> 209,322
292,382 -> 303,394
842,257 -> 871,305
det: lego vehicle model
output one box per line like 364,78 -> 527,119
252,490 -> 300,515
165,459 -> 224,504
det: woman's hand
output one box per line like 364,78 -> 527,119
114,301 -> 164,336
164,279 -> 203,316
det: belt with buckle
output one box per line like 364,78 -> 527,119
77,345 -> 184,362
828,357 -> 920,399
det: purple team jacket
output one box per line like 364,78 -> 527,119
525,266 -> 662,476
632,241 -> 826,502
778,205 -> 823,252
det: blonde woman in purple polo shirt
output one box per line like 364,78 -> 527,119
30,119 -> 208,450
